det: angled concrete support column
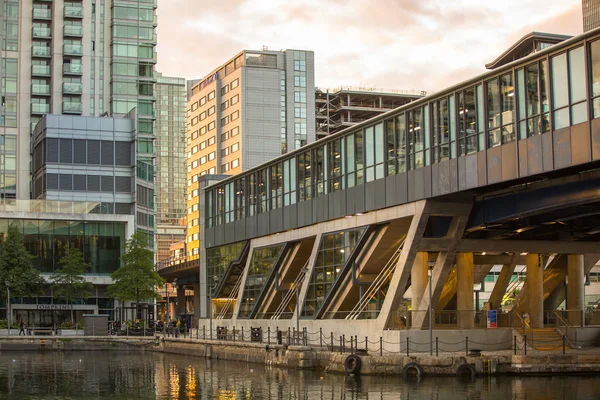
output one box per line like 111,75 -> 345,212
176,287 -> 186,316
487,256 -> 517,311
411,252 -> 429,313
526,254 -> 544,329
456,252 -> 474,329
567,254 -> 584,327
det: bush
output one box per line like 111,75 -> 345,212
59,321 -> 74,329
77,320 -> 84,329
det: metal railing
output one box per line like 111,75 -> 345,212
216,274 -> 244,319
552,311 -> 578,348
271,260 -> 309,320
346,239 -> 405,320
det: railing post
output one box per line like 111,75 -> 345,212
287,327 -> 291,345
320,328 -> 323,348
436,337 -> 438,357
365,336 -> 368,353
339,336 -> 343,354
563,335 -> 566,355
233,326 -> 236,342
343,334 -> 346,353
292,328 -> 296,345
330,334 -> 333,352
203,325 -> 206,340
524,335 -> 527,355
379,337 -> 382,356
465,336 -> 469,356
406,337 -> 409,356
350,336 -> 354,354
514,335 -> 517,355
267,327 -> 269,345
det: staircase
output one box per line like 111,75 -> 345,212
345,239 -> 405,320
215,273 -> 244,319
271,260 -> 309,320
522,328 -> 566,351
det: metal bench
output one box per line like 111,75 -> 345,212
28,327 -> 54,336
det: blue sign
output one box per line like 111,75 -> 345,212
487,310 -> 497,328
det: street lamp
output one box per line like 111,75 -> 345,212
427,260 -> 434,356
166,278 -> 177,322
209,275 -> 218,340
5,281 -> 10,337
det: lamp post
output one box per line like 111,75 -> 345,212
5,281 -> 10,337
209,275 -> 218,340
427,260 -> 434,356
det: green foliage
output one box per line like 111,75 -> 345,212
0,224 -> 44,299
52,244 -> 93,307
0,319 -> 19,329
106,232 -> 164,304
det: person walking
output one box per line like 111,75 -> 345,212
19,319 -> 25,336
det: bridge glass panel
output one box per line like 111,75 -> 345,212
329,138 -> 343,191
297,150 -> 312,201
568,46 -> 587,125
238,244 -> 284,318
302,227 -> 366,317
476,84 -> 485,149
458,87 -> 477,155
433,98 -> 449,162
408,107 -> 424,168
346,134 -> 356,187
590,40 -> 600,118
386,119 -> 396,175
551,53 -> 570,129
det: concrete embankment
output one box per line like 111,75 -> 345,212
2,336 -> 600,377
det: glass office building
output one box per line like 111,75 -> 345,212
584,0 -> 600,31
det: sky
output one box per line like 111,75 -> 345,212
155,0 -> 583,93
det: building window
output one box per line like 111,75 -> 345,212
231,158 -> 239,168
458,87 -> 478,155
303,227 -> 366,317
231,142 -> 239,153
486,73 -> 515,148
230,79 -> 239,89
231,94 -> 239,105
517,61 -> 550,139
207,91 -> 215,101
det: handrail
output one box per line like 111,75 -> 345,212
271,259 -> 309,320
216,274 -> 244,319
512,311 -> 530,338
553,311 -> 578,348
346,239 -> 405,320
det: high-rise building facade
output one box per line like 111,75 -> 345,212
155,73 -> 186,261
0,0 -> 157,239
184,49 -> 315,257
584,0 -> 600,31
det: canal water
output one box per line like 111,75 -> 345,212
0,351 -> 597,399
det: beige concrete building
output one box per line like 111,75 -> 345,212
185,49 -> 315,257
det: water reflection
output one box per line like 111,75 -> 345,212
0,351 -> 596,399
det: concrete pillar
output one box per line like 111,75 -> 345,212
176,286 -> 186,316
456,252 -> 474,329
411,252 -> 429,318
567,254 -> 584,326
526,254 -> 544,329
192,283 -> 201,324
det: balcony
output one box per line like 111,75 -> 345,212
62,101 -> 82,114
63,82 -> 82,94
64,5 -> 84,18
31,103 -> 50,115
63,43 -> 83,56
63,63 -> 83,75
31,83 -> 51,96
32,26 -> 51,39
31,64 -> 51,76
32,45 -> 51,58
63,25 -> 83,37
32,8 -> 52,20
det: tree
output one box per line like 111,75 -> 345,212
106,232 -> 164,312
0,224 -> 44,301
52,244 -> 94,324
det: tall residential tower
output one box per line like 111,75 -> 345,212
155,73 -> 186,261
0,0 -> 157,239
185,49 -> 315,257
584,0 -> 600,31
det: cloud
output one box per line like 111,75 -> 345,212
155,0 -> 584,93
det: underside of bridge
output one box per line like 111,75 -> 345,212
191,169 -> 600,340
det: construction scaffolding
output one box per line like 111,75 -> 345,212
315,86 -> 427,139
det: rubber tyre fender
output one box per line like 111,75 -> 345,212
456,363 -> 477,380
402,362 -> 424,378
344,354 -> 362,375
